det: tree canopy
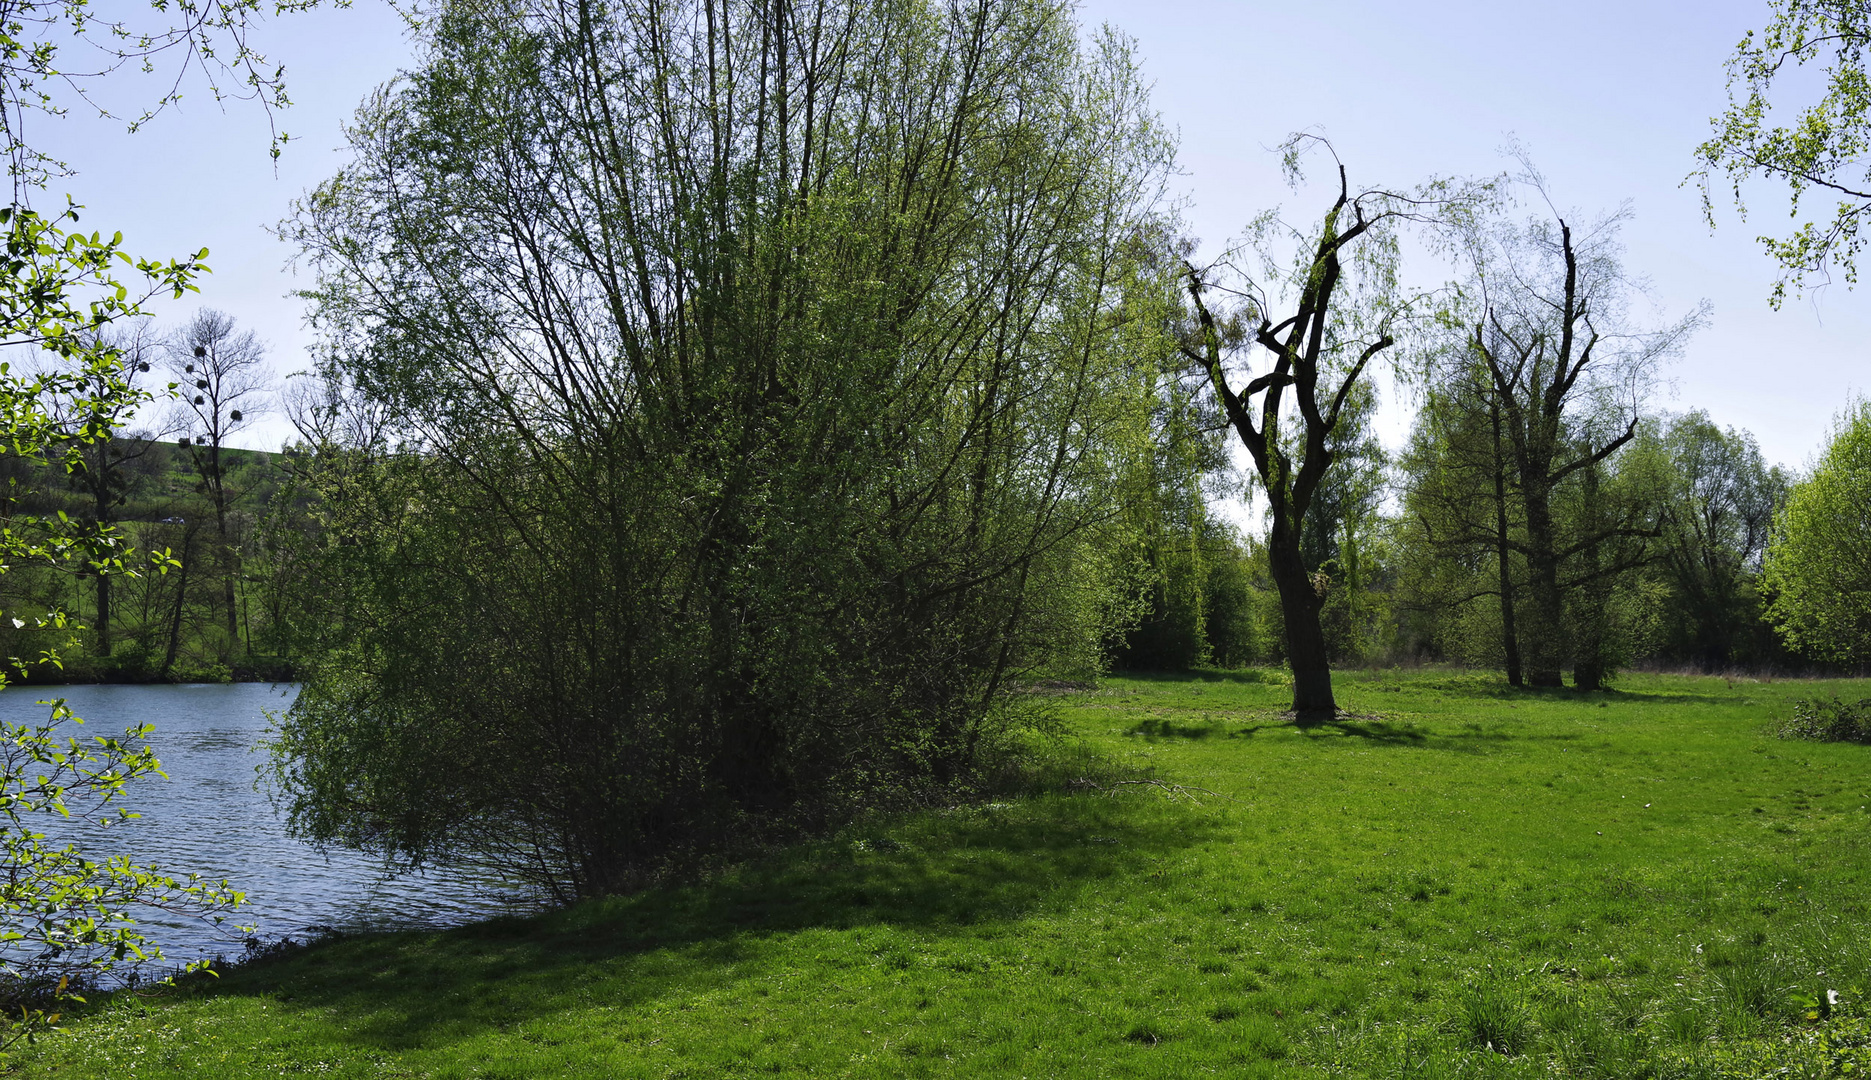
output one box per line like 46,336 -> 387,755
1763,399 -> 1871,665
271,0 -> 1178,898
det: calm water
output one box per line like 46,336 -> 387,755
0,683 -> 535,963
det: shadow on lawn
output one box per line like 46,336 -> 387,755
169,794 -> 1206,1054
1218,713 -> 1600,757
1228,714 -> 1429,745
1117,667 -> 1745,708
1115,668 -> 1291,687
1126,717 -> 1222,740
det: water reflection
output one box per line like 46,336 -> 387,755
0,683 -> 537,963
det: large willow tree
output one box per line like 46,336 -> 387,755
272,0 -> 1174,898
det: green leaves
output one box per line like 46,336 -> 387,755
274,0 -> 1178,898
1697,0 -> 1871,304
1762,398 -> 1871,663
0,697 -> 248,1054
0,0 -> 337,187
0,160 -> 236,1058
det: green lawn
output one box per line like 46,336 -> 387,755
13,670 -> 1871,1078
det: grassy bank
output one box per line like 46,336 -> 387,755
12,670 -> 1871,1078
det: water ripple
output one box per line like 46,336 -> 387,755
1,683 -> 537,963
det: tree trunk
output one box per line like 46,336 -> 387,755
1489,396 -> 1522,687
1268,515 -> 1335,717
1571,462 -> 1610,691
161,530 -> 195,678
210,446 -> 239,647
95,573 -> 111,657
1521,480 -> 1566,688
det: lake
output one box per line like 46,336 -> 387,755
0,682 -> 535,964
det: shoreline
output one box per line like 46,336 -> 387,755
3,663 -> 298,687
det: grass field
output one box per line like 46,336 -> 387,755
12,669 -> 1871,1078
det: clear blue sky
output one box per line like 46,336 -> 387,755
33,0 -> 1866,474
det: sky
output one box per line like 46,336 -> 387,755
28,0 -> 1868,476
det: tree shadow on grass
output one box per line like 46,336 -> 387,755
1116,668 -> 1291,687
1126,717 -> 1221,740
1222,713 -> 1599,757
159,793 -> 1207,1055
1229,714 -> 1429,746
1355,671 -> 1759,708
1119,668 -> 1754,709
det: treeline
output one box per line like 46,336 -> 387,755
1108,407 -> 1798,680
1103,198 -> 1853,687
0,311 -> 300,683
25,367 -> 1802,691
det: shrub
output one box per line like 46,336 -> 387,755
272,0 -> 1177,902
1778,696 -> 1871,744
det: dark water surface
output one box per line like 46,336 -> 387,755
1,683 -> 535,963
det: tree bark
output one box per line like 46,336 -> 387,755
1489,394 -> 1522,686
161,526 -> 196,678
1267,517 -> 1335,716
1520,476 -> 1566,687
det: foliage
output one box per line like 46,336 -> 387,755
1110,520 -> 1284,672
1698,0 -> 1871,304
1103,249 -> 1237,674
271,0 -> 1176,899
1778,694 -> 1871,742
1763,399 -> 1871,664
0,431 -> 293,681
1396,365 -> 1526,671
0,202 -> 245,1050
15,669 -> 1871,1077
1642,412 -> 1790,671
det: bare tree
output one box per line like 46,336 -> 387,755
283,364 -> 392,455
167,308 -> 271,651
48,319 -> 173,655
1449,185 -> 1700,688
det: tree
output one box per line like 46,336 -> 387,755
1648,412 -> 1788,671
1447,195 -> 1697,687
1180,139 -> 1467,716
1107,271 -> 1239,673
167,309 -> 270,653
272,0 -> 1176,898
1560,410 -> 1666,690
41,320 -> 169,657
1399,360 -> 1530,681
0,205 -> 244,1045
1697,1 -> 1871,303
1762,398 -> 1871,665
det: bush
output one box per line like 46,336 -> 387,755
272,0 -> 1175,902
1778,696 -> 1871,743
